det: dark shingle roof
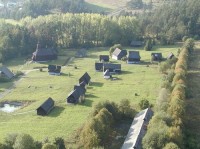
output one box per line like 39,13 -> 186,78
95,62 -> 103,71
151,53 -> 162,60
74,85 -> 86,95
37,97 -> 54,114
128,51 -> 141,59
0,66 -> 14,79
103,63 -> 121,70
79,72 -> 91,84
99,55 -> 109,62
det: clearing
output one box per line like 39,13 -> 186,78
0,45 -> 178,143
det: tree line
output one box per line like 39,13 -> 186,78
0,0 -> 89,19
0,13 -> 140,62
142,38 -> 194,149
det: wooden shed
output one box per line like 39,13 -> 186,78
36,97 -> 55,116
79,72 -> 91,85
32,43 -> 57,61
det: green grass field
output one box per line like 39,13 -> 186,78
0,45 -> 178,142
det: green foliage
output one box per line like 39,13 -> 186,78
156,88 -> 169,112
80,108 -> 113,148
144,39 -> 153,51
119,99 -> 135,119
163,142 -> 180,149
53,137 -> 66,149
93,100 -> 120,121
109,44 -> 122,56
142,121 -> 169,149
4,133 -> 18,149
183,38 -> 195,53
139,99 -> 150,110
13,134 -> 35,149
182,36 -> 188,42
42,143 -> 57,149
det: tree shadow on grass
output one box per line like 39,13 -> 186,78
79,99 -> 93,107
121,70 -> 132,74
90,82 -> 104,87
85,93 -> 98,99
49,106 -> 65,117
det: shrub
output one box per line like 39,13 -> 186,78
13,134 -> 35,149
182,36 -> 188,42
93,100 -> 120,121
139,99 -> 150,110
15,71 -> 24,77
156,88 -> 170,112
144,39 -> 153,51
53,137 -> 66,149
42,143 -> 57,149
163,142 -> 180,149
4,133 -> 18,148
119,99 -> 135,119
142,121 -> 169,149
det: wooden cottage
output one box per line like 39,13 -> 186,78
112,48 -> 127,60
0,66 -> 14,79
74,85 -> 86,103
121,108 -> 153,149
67,89 -> 81,104
127,51 -> 141,64
48,65 -> 61,75
36,97 -> 55,116
32,43 -> 57,61
79,72 -> 91,85
99,55 -> 109,62
151,53 -> 162,61
95,62 -> 103,71
103,63 -> 121,74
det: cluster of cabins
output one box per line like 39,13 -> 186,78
67,72 -> 91,104
95,55 -> 121,79
36,72 -> 91,116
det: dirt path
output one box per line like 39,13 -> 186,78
184,48 -> 200,148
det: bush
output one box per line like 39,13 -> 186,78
93,100 -> 120,121
182,36 -> 188,42
163,142 -> 180,149
4,133 -> 18,148
142,121 -> 169,149
53,137 -> 66,149
42,143 -> 57,149
139,99 -> 150,110
119,99 -> 135,119
144,39 -> 153,51
13,134 -> 35,149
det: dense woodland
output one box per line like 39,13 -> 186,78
0,0 -> 88,19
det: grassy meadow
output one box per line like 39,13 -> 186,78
0,45 -> 179,142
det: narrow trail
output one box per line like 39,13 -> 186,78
185,48 -> 200,146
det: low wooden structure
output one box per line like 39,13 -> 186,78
36,97 -> 55,116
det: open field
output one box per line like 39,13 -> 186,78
0,45 -> 178,142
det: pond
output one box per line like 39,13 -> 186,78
0,102 -> 22,113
